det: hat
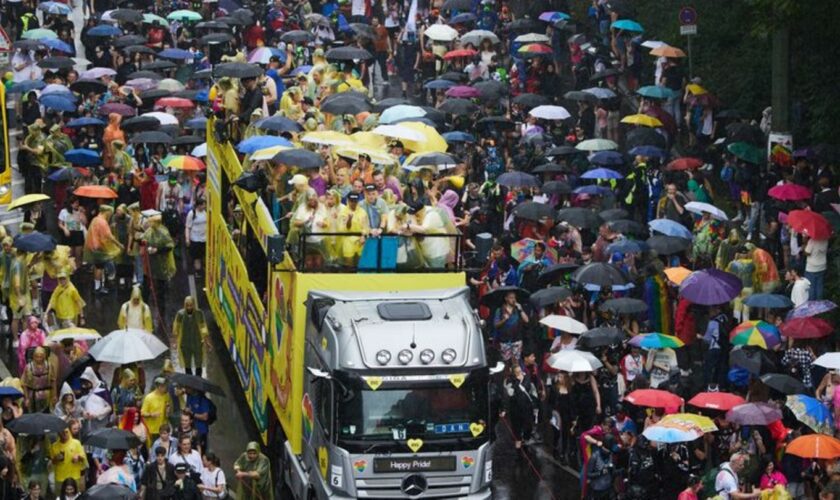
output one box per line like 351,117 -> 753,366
288,174 -> 308,186
347,192 -> 360,202
246,441 -> 260,452
154,376 -> 166,386
56,271 -> 68,279
364,183 -> 376,191
174,463 -> 188,473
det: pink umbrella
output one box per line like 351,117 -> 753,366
97,103 -> 136,117
445,85 -> 481,98
768,183 -> 811,201
81,67 -> 117,79
124,78 -> 158,91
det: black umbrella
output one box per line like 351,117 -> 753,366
84,428 -> 141,450
578,327 -> 626,349
533,163 -> 570,174
730,346 -> 777,375
173,135 -> 204,146
589,68 -> 622,82
7,413 -> 68,435
350,23 -> 375,39
476,116 -> 515,130
13,232 -> 57,253
406,152 -> 457,168
442,0 -> 471,9
130,131 -> 173,144
38,56 -> 74,69
512,93 -> 550,108
139,89 -> 172,101
571,262 -> 628,288
479,286 -> 530,309
191,68 -> 213,80
195,20 -> 230,30
439,98 -> 478,116
213,62 -> 263,79
13,39 -> 43,51
110,8 -> 143,22
126,70 -> 162,80
326,46 -> 372,61
439,71 -> 467,83
121,116 -> 160,131
626,128 -> 667,149
600,298 -> 648,315
79,484 -> 135,500
281,30 -> 315,43
646,235 -> 690,255
373,97 -> 410,113
273,149 -> 325,169
599,208 -> 629,222
537,262 -> 580,284
541,180 -> 572,195
497,171 -> 540,188
256,115 -> 302,133
123,44 -> 156,55
760,373 -> 806,395
200,33 -> 233,44
320,95 -> 371,115
530,287 -> 572,309
215,16 -> 243,26
159,125 -> 179,137
508,18 -> 540,32
511,201 -> 554,221
114,35 -> 147,48
142,60 -> 177,71
473,80 -> 507,99
231,8 -> 255,24
556,207 -> 602,228
609,219 -> 646,235
546,145 -> 582,157
564,90 -> 598,103
170,372 -> 225,396
419,106 -> 446,124
70,79 -> 107,95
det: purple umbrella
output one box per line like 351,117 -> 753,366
786,300 -> 838,320
81,67 -> 117,79
125,78 -> 158,91
725,402 -> 783,426
445,85 -> 481,98
98,103 -> 136,117
679,268 -> 742,305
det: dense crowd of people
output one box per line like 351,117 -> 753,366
0,0 -> 838,499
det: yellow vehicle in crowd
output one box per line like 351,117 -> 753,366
0,84 -> 13,205
204,120 -> 496,499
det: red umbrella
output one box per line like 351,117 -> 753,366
74,185 -> 118,199
768,183 -> 812,201
155,97 -> 194,109
443,49 -> 477,60
687,391 -> 746,411
787,210 -> 832,240
780,317 -> 833,339
625,389 -> 684,409
666,157 -> 703,171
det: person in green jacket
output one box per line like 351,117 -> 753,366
140,214 -> 176,317
172,296 -> 209,377
234,442 -> 273,500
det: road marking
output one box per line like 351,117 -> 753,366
188,272 -> 197,300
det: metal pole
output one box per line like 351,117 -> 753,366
686,34 -> 693,79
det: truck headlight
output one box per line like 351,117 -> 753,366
376,350 -> 391,365
441,348 -> 456,364
397,349 -> 413,365
419,349 -> 435,364
0,184 -> 10,197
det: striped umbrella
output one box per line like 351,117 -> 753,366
628,333 -> 684,349
729,320 -> 781,349
161,155 -> 205,171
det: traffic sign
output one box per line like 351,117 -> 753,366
680,25 -> 697,36
679,6 -> 697,26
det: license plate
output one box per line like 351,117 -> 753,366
373,456 -> 457,473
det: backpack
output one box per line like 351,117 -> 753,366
207,399 -> 217,426
700,465 -> 736,499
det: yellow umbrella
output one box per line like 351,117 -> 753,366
49,327 -> 101,342
250,145 -> 291,161
301,131 -> 353,147
8,193 -> 50,211
399,122 -> 447,153
334,146 -> 396,166
621,114 -> 663,128
686,83 -> 708,96
661,413 -> 717,433
664,266 -> 692,285
351,131 -> 387,150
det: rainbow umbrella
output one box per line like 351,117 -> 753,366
161,155 -> 205,171
628,333 -> 684,349
729,320 -> 781,349
510,238 -> 558,266
660,413 -> 717,433
786,394 -> 834,435
643,422 -> 702,444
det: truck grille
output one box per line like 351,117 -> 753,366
355,473 -> 473,498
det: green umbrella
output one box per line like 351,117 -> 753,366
166,9 -> 202,22
727,141 -> 764,165
22,28 -> 57,40
142,13 -> 169,26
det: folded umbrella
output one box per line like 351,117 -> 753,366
13,232 -> 57,253
545,350 -> 603,373
780,317 -> 833,339
760,373 -> 806,395
688,392 -> 745,411
625,389 -> 683,409
649,218 -> 693,239
787,300 -> 837,320
578,327 -> 626,349
679,268 -> 742,305
725,402 -> 782,426
744,293 -> 794,309
787,394 -> 834,434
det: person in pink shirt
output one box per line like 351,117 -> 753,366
18,316 -> 46,375
678,474 -> 702,500
758,459 -> 788,490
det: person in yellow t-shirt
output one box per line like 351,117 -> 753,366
338,192 -> 369,267
44,272 -> 86,328
141,377 -> 171,442
49,428 -> 87,487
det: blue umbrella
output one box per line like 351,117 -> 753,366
87,24 -> 123,37
66,117 -> 106,128
628,145 -> 668,158
290,65 -> 312,76
637,85 -> 676,100
255,115 -> 301,133
194,90 -> 209,103
0,387 -> 22,399
581,87 -> 617,100
450,12 -> 477,24
13,232 -> 57,253
642,424 -> 701,444
649,218 -> 693,239
606,239 -> 647,254
40,38 -> 74,53
787,300 -> 837,320
786,394 -> 834,434
39,94 -> 76,112
158,48 -> 193,59
236,136 -> 293,154
589,150 -> 625,166
38,1 -> 72,14
379,105 -> 426,124
744,293 -> 795,309
581,168 -> 623,180
424,79 -> 457,90
442,131 -> 476,143
65,149 -> 102,166
584,282 -> 635,292
9,80 -> 45,93
48,167 -> 83,182
573,185 -> 613,196
611,19 -> 644,32
185,116 -> 207,130
496,171 -> 540,188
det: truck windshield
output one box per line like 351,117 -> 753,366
336,378 -> 488,449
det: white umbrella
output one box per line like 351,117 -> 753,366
460,29 -> 499,46
372,124 -> 425,142
424,24 -> 459,42
379,105 -> 427,125
89,328 -> 168,364
539,314 -> 587,334
81,67 -> 116,79
685,201 -> 728,221
157,78 -> 185,92
815,353 -> 840,370
575,138 -> 619,151
515,33 -> 550,44
529,105 -> 571,121
582,87 -> 617,99
546,350 -> 603,372
191,143 -> 206,157
641,40 -> 667,50
141,112 -> 179,126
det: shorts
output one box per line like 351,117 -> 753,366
63,230 -> 84,247
11,304 -> 31,320
189,241 -> 206,261
89,250 -> 111,268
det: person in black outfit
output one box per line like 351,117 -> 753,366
139,446 -> 177,500
172,462 -> 201,500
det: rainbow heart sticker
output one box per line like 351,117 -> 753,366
353,459 -> 367,473
461,456 -> 475,469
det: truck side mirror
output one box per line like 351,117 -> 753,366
488,361 -> 505,375
306,366 -> 332,380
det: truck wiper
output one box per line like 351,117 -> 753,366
363,440 -> 400,454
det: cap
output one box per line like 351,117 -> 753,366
154,446 -> 166,456
56,271 -> 68,279
347,192 -> 360,202
288,174 -> 308,186
174,463 -> 188,473
364,183 -> 376,191
246,441 -> 260,452
154,376 -> 166,386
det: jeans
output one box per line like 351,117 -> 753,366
703,348 -> 722,388
133,254 -> 144,285
805,270 -> 825,300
